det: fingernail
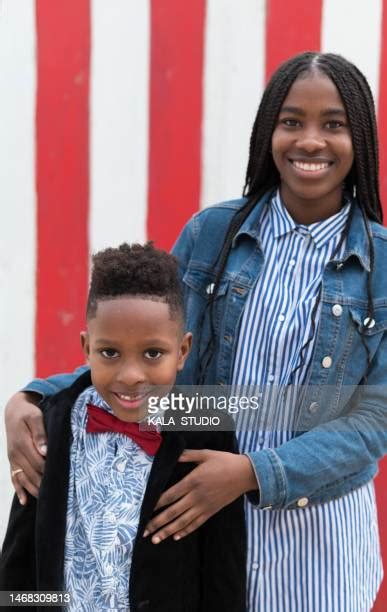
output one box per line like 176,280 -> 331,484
143,530 -> 149,538
152,536 -> 161,544
39,444 -> 47,455
18,497 -> 25,506
174,534 -> 181,541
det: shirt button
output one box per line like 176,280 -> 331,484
297,497 -> 309,508
106,564 -> 113,576
252,562 -> 259,570
104,511 -> 116,523
258,436 -> 265,445
289,259 -> 296,267
117,461 -> 127,472
268,374 -> 275,382
363,317 -> 375,329
322,356 -> 332,368
278,314 -> 285,322
308,402 -> 319,414
332,304 -> 343,317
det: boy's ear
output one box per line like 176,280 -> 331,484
80,331 -> 90,363
177,332 -> 192,371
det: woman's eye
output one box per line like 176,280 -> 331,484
100,349 -> 119,359
145,349 -> 163,360
281,118 -> 300,127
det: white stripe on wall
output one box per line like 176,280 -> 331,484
89,0 -> 150,253
321,0 -> 383,108
0,0 -> 36,538
200,0 -> 266,208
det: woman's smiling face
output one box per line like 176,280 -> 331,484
271,71 -> 354,224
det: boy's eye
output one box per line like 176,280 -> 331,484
100,349 -> 119,359
325,120 -> 343,129
144,349 -> 163,360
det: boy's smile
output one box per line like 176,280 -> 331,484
271,71 -> 354,224
81,296 -> 191,422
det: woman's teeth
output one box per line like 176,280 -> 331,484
292,160 -> 330,172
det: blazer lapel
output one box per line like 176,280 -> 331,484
136,431 -> 186,534
36,371 -> 92,589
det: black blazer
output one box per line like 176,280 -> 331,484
0,372 -> 246,612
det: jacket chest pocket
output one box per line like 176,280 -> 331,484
348,304 -> 387,363
182,268 -> 230,344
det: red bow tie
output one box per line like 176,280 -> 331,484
86,404 -> 162,456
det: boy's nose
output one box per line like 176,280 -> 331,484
117,362 -> 146,385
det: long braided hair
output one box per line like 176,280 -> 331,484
198,52 -> 383,384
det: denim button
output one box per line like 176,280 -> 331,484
308,402 -> 319,414
332,304 -> 343,317
224,334 -> 232,342
297,497 -> 309,508
322,356 -> 332,368
363,317 -> 375,329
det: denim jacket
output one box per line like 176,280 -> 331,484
26,191 -> 387,510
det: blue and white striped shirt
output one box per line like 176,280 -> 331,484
232,191 -> 383,611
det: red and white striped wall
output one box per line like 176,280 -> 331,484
1,1 -> 387,606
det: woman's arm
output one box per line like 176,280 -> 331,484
4,366 -> 89,502
144,335 -> 387,541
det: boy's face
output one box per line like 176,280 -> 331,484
81,296 -> 192,422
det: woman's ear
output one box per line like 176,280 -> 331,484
80,331 -> 90,363
177,332 -> 193,371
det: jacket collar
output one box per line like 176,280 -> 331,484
233,189 -> 371,271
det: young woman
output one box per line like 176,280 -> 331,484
6,52 -> 387,610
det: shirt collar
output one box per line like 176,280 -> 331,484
233,189 -> 371,271
270,189 -> 351,249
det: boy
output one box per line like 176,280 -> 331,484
0,243 -> 246,612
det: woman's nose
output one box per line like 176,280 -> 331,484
296,129 -> 326,152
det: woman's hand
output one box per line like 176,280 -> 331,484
143,449 -> 258,543
5,391 -> 47,504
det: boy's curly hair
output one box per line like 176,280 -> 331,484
86,242 -> 184,320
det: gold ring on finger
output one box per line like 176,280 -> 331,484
11,468 -> 24,478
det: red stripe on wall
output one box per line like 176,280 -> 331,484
378,1 -> 387,221
35,0 -> 90,377
147,0 -> 206,251
374,8 -> 387,609
265,0 -> 323,81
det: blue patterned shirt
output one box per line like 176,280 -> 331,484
64,386 -> 154,612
